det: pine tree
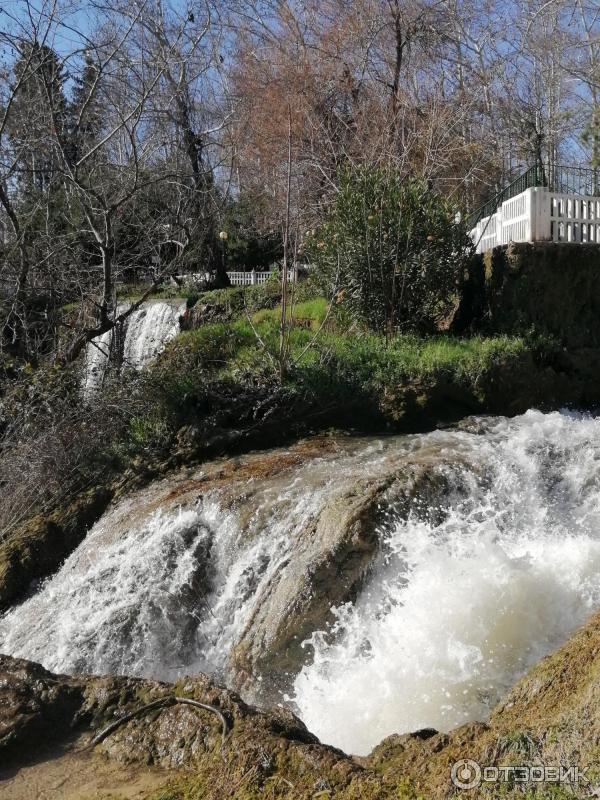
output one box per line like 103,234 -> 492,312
69,52 -> 103,164
8,42 -> 69,193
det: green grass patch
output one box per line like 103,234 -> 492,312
134,304 -> 532,446
158,314 -> 528,391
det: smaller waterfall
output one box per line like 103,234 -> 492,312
82,300 -> 184,397
122,302 -> 183,370
82,327 -> 115,397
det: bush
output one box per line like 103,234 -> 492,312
308,168 -> 473,335
198,281 -> 282,315
222,194 -> 283,270
0,363 -> 138,538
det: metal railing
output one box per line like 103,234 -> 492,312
546,164 -> 600,197
469,164 -> 600,229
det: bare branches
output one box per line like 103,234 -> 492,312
0,0 -> 234,360
0,0 -> 597,365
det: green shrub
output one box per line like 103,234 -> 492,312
221,194 -> 283,270
307,168 -> 473,335
199,281 -> 282,315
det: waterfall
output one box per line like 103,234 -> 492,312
82,326 -> 115,397
121,302 -> 183,370
3,410 -> 600,755
82,300 -> 184,396
292,411 -> 600,753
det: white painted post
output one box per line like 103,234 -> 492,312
251,269 -> 257,285
529,187 -> 551,242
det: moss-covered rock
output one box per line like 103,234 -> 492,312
4,609 -> 600,798
0,655 -> 83,759
0,485 -> 113,610
457,242 -> 600,347
0,653 -> 379,799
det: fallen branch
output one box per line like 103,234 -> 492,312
87,695 -> 229,750
174,696 -> 230,746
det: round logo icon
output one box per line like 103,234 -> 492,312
451,758 -> 482,790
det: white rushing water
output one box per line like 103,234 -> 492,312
0,474 -> 339,683
2,410 -> 600,755
292,411 -> 600,753
121,302 -> 183,370
82,300 -> 183,397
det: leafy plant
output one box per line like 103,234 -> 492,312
308,168 -> 473,336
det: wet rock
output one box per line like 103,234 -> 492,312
230,462 -> 457,702
0,655 -> 82,757
0,654 -> 369,798
0,486 -> 113,610
230,477 -> 391,701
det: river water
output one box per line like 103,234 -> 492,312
2,410 -> 600,754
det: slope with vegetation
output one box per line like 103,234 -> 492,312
2,2 -> 600,797
2,272 -> 599,611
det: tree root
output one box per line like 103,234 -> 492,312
86,695 -> 229,750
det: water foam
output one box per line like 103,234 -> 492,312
82,300 -> 183,397
122,301 -> 182,370
292,411 -> 600,753
2,410 -> 600,755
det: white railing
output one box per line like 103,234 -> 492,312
470,187 -> 546,252
548,194 -> 600,244
470,186 -> 600,252
226,269 -> 297,286
176,269 -> 297,287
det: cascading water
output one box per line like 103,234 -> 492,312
2,410 -> 600,755
121,301 -> 184,370
82,300 -> 184,397
82,326 -> 115,397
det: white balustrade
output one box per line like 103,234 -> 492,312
226,269 -> 297,286
470,186 -> 600,253
176,269 -> 297,286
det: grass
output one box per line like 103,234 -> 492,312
221,298 -> 528,387
158,294 -> 530,390
128,290 -> 535,448
250,297 -> 330,329
61,274 -> 320,317
314,330 -> 526,383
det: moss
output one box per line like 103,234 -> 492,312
495,730 -> 540,759
153,309 -> 543,433
0,485 -> 113,608
459,242 -> 600,347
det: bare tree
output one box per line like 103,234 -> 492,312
0,0 -> 231,363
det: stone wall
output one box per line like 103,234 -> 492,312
456,242 -> 600,347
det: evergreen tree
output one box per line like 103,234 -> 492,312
8,42 -> 69,193
69,52 -> 103,164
